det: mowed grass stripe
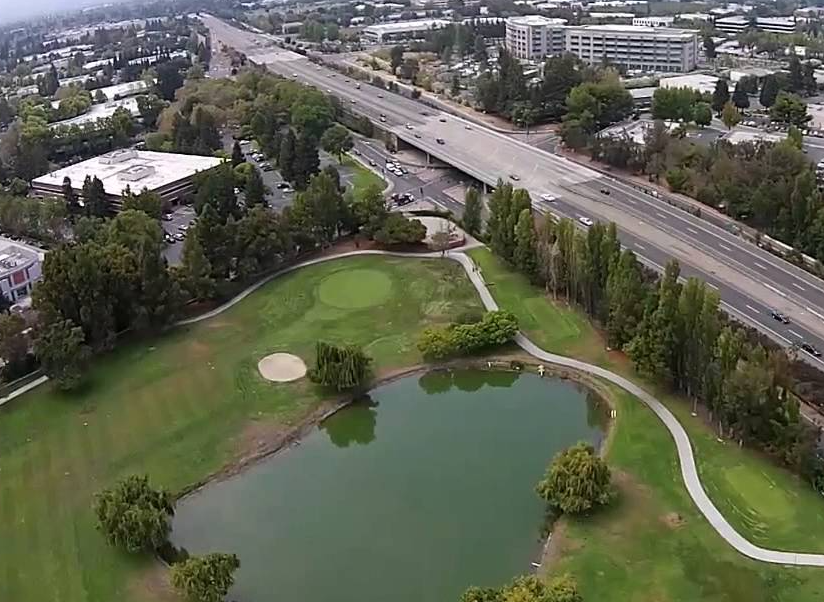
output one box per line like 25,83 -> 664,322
0,257 -> 484,602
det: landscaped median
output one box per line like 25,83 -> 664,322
469,247 -> 824,602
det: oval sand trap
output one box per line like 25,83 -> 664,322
258,353 -> 307,383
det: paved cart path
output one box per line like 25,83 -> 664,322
6,246 -> 824,566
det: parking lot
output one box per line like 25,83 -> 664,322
161,205 -> 197,265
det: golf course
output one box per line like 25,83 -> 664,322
1,248 -> 824,602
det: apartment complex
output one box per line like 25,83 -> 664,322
0,238 -> 45,306
565,25 -> 698,72
504,18 -> 698,72
504,15 -> 568,60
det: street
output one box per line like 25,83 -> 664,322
201,13 -> 824,371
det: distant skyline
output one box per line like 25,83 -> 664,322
0,0 -> 131,26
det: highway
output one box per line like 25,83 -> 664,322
202,15 -> 824,370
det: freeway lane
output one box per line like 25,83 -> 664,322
202,15 -> 824,366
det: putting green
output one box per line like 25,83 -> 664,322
317,268 -> 393,309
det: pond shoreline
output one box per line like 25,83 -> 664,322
176,356 -> 615,505
169,354 -> 615,595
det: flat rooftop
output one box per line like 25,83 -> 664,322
567,24 -> 697,37
506,15 -> 568,26
363,19 -> 451,33
32,150 -> 223,198
49,97 -> 140,129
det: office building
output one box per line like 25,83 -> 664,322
632,16 -> 674,27
505,16 -> 568,60
565,25 -> 698,73
31,149 -> 223,211
715,15 -> 796,34
362,19 -> 451,43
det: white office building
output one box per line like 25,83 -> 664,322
565,25 -> 698,73
361,19 -> 451,43
715,15 -> 796,34
505,16 -> 568,60
632,16 -> 674,28
32,149 -> 223,211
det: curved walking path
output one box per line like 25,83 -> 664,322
6,246 -> 824,565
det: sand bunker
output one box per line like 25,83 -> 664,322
257,353 -> 307,383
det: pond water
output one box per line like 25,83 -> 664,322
171,370 -> 606,602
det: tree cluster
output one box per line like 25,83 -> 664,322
417,310 -> 519,360
589,122 -> 824,270
171,553 -> 241,602
476,52 -> 594,124
308,341 -> 372,391
33,210 -> 179,386
461,574 -> 582,602
483,187 -> 824,492
560,76 -> 634,149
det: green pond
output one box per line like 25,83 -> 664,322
171,370 -> 606,602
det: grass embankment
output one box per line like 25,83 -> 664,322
343,155 -> 387,200
0,256 -> 481,602
469,247 -> 824,602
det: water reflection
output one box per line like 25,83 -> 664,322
321,397 -> 378,447
418,369 -> 520,395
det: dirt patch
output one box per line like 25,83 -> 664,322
540,521 -> 581,571
258,353 -> 307,382
128,562 -> 176,602
661,512 -> 686,529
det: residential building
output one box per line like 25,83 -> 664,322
564,25 -> 698,73
362,19 -> 451,43
0,239 -> 45,306
632,16 -> 674,28
505,16 -> 568,60
31,149 -> 223,211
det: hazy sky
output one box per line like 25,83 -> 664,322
0,0 -> 129,26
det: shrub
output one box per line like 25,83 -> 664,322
308,341 -> 372,391
536,442 -> 614,514
93,474 -> 175,553
418,310 -> 519,360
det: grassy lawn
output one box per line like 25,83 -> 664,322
469,248 -> 824,600
0,256 -> 481,602
343,155 -> 386,200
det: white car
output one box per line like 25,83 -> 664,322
578,216 -> 594,227
540,193 -> 556,202
405,123 -> 413,130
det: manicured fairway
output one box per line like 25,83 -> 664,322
468,248 -> 824,601
0,256 -> 481,602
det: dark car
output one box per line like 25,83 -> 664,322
600,188 -> 611,195
801,342 -> 822,357
771,309 -> 790,324
436,138 -> 445,145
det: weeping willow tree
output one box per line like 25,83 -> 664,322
309,342 -> 372,391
